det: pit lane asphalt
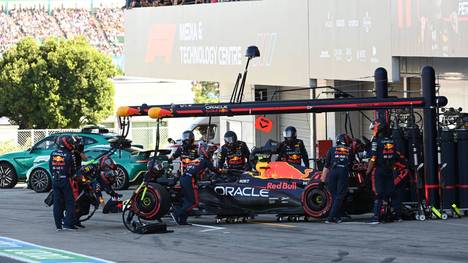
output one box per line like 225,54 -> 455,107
1,185 -> 468,263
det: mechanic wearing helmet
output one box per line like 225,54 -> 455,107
218,131 -> 251,171
170,130 -> 199,172
174,142 -> 218,225
96,156 -> 120,199
366,119 -> 406,224
277,126 -> 309,167
49,135 -> 77,231
320,134 -> 354,223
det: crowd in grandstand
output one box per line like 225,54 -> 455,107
125,0 -> 242,8
0,1 -> 243,56
0,6 -> 124,57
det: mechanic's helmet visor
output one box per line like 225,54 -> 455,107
80,164 -> 97,180
182,131 -> 194,145
224,136 -> 236,144
224,131 -> 237,145
336,134 -> 350,146
283,130 -> 295,140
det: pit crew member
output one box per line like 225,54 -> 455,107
320,134 -> 354,223
218,131 -> 251,171
277,126 -> 309,167
174,142 -> 218,225
366,120 -> 407,224
170,130 -> 199,172
49,135 -> 77,231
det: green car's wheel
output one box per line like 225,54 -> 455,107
113,165 -> 129,190
30,168 -> 52,193
0,162 -> 17,189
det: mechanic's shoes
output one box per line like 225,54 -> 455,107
324,217 -> 342,224
63,226 -> 78,231
367,217 -> 380,225
171,212 -> 192,226
341,213 -> 352,220
75,222 -> 85,228
56,225 -> 79,231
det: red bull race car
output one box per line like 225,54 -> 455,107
122,140 -> 374,232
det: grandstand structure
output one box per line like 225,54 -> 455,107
0,0 -> 123,67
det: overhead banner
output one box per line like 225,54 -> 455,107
391,0 -> 468,57
308,0 -> 393,81
125,1 -> 310,86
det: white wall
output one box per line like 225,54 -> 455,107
110,77 -> 194,139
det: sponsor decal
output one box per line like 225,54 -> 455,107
266,182 -> 297,190
255,116 -> 273,133
52,155 -> 65,166
214,186 -> 269,198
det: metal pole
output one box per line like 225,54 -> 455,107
310,79 -> 317,169
421,66 -> 439,207
375,67 -> 388,99
374,67 -> 388,127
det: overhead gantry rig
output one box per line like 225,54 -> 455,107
117,46 -> 447,208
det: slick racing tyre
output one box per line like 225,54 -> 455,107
29,168 -> 52,193
132,183 -> 170,221
0,162 -> 17,189
302,183 -> 332,218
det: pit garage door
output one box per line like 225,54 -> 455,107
279,87 -> 312,156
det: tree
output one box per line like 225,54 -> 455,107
0,37 -> 119,129
192,81 -> 220,104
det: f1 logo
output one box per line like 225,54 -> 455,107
145,24 -> 177,64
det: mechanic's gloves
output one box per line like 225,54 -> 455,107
112,193 -> 123,200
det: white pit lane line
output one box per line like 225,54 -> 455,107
191,224 -> 226,232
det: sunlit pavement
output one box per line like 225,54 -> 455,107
1,187 -> 468,263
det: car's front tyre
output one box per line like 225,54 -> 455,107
29,168 -> 52,193
0,162 -> 18,189
113,165 -> 129,190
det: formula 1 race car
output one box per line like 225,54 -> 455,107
122,140 -> 374,232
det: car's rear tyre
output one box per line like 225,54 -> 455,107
0,162 -> 18,189
30,168 -> 52,193
132,183 -> 170,221
302,183 -> 332,218
113,165 -> 129,190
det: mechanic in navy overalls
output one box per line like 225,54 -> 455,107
277,126 -> 310,168
174,142 -> 218,225
218,131 -> 251,171
170,130 -> 199,173
320,134 -> 354,223
49,135 -> 77,231
366,120 -> 406,224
